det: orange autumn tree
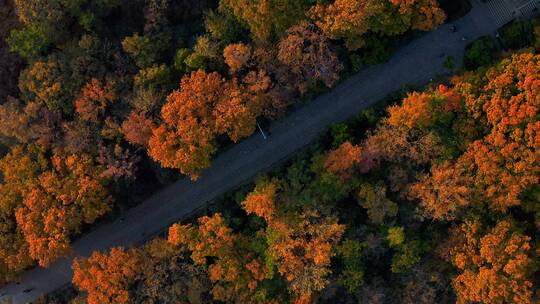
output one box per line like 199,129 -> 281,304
15,151 -> 112,266
411,161 -> 473,220
444,220 -> 537,304
308,0 -> 379,50
387,91 -> 435,129
0,145 -> 113,271
0,98 -> 56,147
148,70 -> 224,178
121,111 -> 155,146
132,239 -> 211,303
455,52 -> 539,212
242,179 -> 345,301
278,22 -> 343,93
324,141 -> 363,180
412,52 -> 540,218
214,70 -> 270,142
241,179 -> 279,222
0,146 -> 40,284
363,89 -> 455,169
387,0 -> 445,32
149,69 -> 269,179
168,213 -> 269,302
73,247 -> 141,304
364,123 -> 443,167
223,42 -> 252,74
266,211 -> 345,300
308,0 -> 444,50
75,79 -> 116,122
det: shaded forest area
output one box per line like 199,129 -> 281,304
0,0 -> 457,284
61,46 -> 540,303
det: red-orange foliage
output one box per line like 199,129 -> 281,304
0,98 -> 60,148
241,181 -> 346,299
149,69 -> 269,179
411,161 -> 473,220
308,0 -> 444,50
324,141 -> 364,179
223,43 -> 252,73
121,111 -> 155,146
365,123 -> 442,168
445,220 -> 536,304
15,151 -> 112,266
0,98 -> 37,144
387,92 -> 434,129
148,70 -> 223,179
241,178 -> 279,222
278,22 -> 343,93
438,84 -> 462,112
0,144 -> 113,272
72,247 -> 140,304
414,53 -> 540,217
168,213 -> 268,302
214,71 -> 269,142
389,0 -> 446,31
458,53 -> 539,211
266,210 -> 345,299
0,146 -> 38,284
308,0 -> 378,50
75,79 -> 116,122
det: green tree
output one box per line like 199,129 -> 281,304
18,56 -> 73,113
173,48 -> 192,73
357,183 -> 398,224
60,0 -> 120,30
204,10 -> 247,44
464,36 -> 497,70
500,19 -> 536,49
121,33 -> 170,69
387,226 -> 405,247
7,25 -> 50,62
391,240 -> 426,273
386,227 -> 428,273
337,240 -> 364,292
133,64 -> 174,93
444,55 -> 455,70
219,0 -> 311,41
186,35 -> 224,71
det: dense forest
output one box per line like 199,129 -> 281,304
66,48 -> 540,304
0,0 -> 539,303
0,0 -> 450,285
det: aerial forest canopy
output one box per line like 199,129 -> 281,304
2,0 -> 539,302
71,52 -> 539,303
0,0 -> 447,284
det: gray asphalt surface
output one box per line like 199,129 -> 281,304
0,1 -> 521,302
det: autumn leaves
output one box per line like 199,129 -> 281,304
147,22 -> 344,179
144,0 -> 447,180
74,178 -> 345,303
70,51 -> 540,304
316,53 -> 539,303
412,53 -> 540,221
148,69 -> 269,178
309,0 -> 446,50
0,146 -> 113,279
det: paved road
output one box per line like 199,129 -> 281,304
0,1 -> 527,303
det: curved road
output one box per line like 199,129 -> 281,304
0,1 -> 523,302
